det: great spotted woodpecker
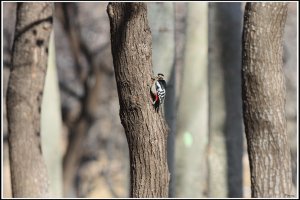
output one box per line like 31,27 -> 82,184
150,73 -> 167,112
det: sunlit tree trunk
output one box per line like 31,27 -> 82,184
107,3 -> 169,197
7,2 -> 53,197
242,2 -> 293,198
175,2 -> 208,197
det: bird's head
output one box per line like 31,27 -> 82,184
157,73 -> 165,80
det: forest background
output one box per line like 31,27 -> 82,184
2,2 -> 298,198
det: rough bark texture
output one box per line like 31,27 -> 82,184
242,2 -> 293,198
107,3 -> 169,198
6,2 -> 53,197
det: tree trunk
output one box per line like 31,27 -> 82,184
107,3 -> 169,198
175,2 -> 208,197
6,2 -> 53,197
242,2 -> 293,198
208,2 -> 243,197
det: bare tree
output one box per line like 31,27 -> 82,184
6,2 -> 53,197
107,3 -> 169,198
242,2 -> 293,198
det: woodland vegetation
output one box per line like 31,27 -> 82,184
2,2 -> 297,198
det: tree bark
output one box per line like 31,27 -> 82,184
242,2 -> 293,198
107,2 -> 169,198
6,2 -> 53,197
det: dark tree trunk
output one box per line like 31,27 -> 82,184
107,2 -> 169,198
242,2 -> 293,198
6,2 -> 53,197
208,2 -> 243,197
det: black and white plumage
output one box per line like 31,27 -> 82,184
150,73 -> 167,112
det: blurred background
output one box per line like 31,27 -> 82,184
2,2 -> 297,198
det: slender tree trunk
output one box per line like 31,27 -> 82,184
175,3 -> 208,197
107,3 -> 169,198
242,2 -> 293,198
208,2 -> 243,197
6,2 -> 53,197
